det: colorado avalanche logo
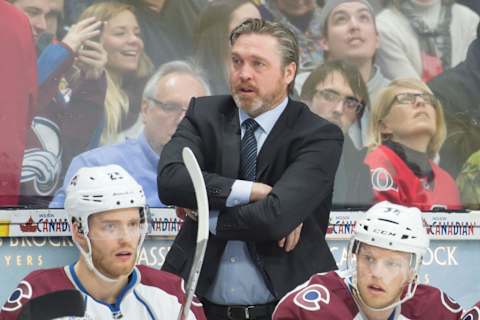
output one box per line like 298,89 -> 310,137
461,306 -> 480,320
371,168 -> 398,192
293,284 -> 330,311
441,292 -> 462,313
2,281 -> 32,312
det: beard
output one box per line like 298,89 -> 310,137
91,244 -> 136,279
231,83 -> 286,117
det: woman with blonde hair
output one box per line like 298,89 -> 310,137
61,2 -> 153,170
77,2 -> 153,145
365,78 -> 462,211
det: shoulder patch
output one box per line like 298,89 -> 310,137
2,281 -> 33,312
371,167 -> 398,192
293,284 -> 330,311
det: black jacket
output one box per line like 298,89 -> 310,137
158,95 -> 343,299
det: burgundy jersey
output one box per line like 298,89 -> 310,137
365,145 -> 462,211
273,271 -> 464,320
0,265 -> 206,320
462,301 -> 480,320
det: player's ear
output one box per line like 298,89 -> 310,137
71,221 -> 88,248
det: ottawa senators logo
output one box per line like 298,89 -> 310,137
371,168 -> 398,192
293,284 -> 330,311
2,281 -> 32,312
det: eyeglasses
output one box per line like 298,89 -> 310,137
394,93 -> 436,106
314,89 -> 365,114
147,97 -> 188,114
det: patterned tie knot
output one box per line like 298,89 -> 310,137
243,118 -> 259,133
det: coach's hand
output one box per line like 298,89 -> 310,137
250,182 -> 272,202
278,223 -> 303,252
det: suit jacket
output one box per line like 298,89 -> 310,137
158,95 -> 343,299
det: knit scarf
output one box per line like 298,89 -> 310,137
397,0 -> 453,81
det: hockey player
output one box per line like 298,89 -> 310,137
273,201 -> 465,320
0,165 -> 206,319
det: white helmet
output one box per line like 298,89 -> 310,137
347,201 -> 430,311
65,165 -> 149,282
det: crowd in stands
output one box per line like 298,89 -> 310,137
3,0 -> 480,211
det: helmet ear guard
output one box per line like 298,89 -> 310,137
347,201 -> 430,312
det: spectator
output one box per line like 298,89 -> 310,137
365,78 -> 462,211
0,1 -> 37,206
259,0 -> 324,73
128,0 -> 202,67
50,60 -> 210,208
456,149 -> 480,209
75,2 -> 154,146
10,0 -> 51,42
158,18 -> 343,319
273,201 -> 465,319
429,23 -> 480,178
318,0 -> 391,148
9,0 -> 104,206
376,0 -> 479,82
0,165 -> 206,319
301,60 -> 373,208
194,0 -> 261,94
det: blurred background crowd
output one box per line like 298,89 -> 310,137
2,0 -> 480,212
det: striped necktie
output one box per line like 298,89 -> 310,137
240,118 -> 259,181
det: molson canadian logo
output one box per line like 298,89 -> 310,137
19,217 -> 37,232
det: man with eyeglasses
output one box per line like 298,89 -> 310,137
1,164 -> 206,319
49,60 -> 210,208
301,60 -> 373,209
318,0 -> 391,149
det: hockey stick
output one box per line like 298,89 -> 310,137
178,147 -> 210,320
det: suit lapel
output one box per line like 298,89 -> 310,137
256,100 -> 298,179
221,101 -> 241,178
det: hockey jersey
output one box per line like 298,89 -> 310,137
272,270 -> 464,320
462,301 -> 480,320
364,144 -> 462,211
0,264 -> 206,320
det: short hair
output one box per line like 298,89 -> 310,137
143,60 -> 211,101
367,78 -> 447,158
300,59 -> 369,118
229,18 -> 299,94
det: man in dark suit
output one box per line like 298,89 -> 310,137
158,18 -> 343,320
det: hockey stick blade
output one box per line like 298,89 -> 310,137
178,147 -> 209,320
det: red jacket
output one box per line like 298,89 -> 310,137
0,2 -> 37,205
365,144 -> 462,211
